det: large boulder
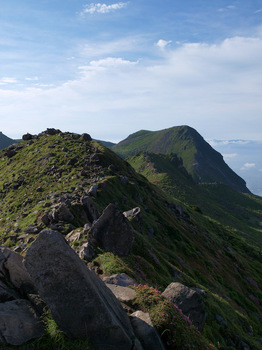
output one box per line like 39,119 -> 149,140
80,195 -> 99,223
0,247 -> 36,297
23,230 -> 142,350
0,299 -> 44,346
162,282 -> 206,332
89,203 -> 134,256
130,311 -> 165,350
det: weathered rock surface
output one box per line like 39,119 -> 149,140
23,230 -> 142,349
130,311 -> 165,350
0,247 -> 36,297
79,242 -> 96,261
0,299 -> 44,346
163,282 -> 206,332
102,273 -> 137,287
89,203 -> 134,256
105,284 -> 137,305
80,195 -> 99,223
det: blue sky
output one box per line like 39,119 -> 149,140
0,0 -> 262,142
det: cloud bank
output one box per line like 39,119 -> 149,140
1,34 -> 262,141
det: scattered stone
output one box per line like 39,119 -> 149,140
23,230 -> 142,349
88,184 -> 98,197
89,203 -> 134,256
66,230 -> 84,243
163,282 -> 206,332
102,273 -> 137,287
81,195 -> 99,223
22,133 -> 33,141
0,300 -> 45,346
51,203 -> 74,223
130,311 -> 165,350
105,284 -> 137,305
26,225 -> 41,234
79,242 -> 96,261
80,133 -> 92,142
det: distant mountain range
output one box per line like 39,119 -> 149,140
0,131 -> 16,149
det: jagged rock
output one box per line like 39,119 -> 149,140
79,242 -> 96,261
102,273 -> 137,287
51,203 -> 74,223
0,299 -> 45,346
162,282 -> 206,332
66,230 -> 84,243
89,203 -> 134,256
23,230 -> 142,349
80,133 -> 92,142
0,247 -> 36,297
22,133 -> 33,140
88,184 -> 98,197
81,195 -> 99,223
130,311 -> 165,350
26,225 -> 41,234
43,128 -> 61,135
4,148 -> 16,158
105,284 -> 137,305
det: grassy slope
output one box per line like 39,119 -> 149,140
0,132 -> 262,349
112,125 -> 249,192
128,152 -> 262,248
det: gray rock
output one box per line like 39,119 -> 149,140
89,203 -> 134,256
66,230 -> 84,243
81,195 -> 99,223
23,230 -> 142,349
88,184 -> 98,197
51,203 -> 74,223
0,247 -> 36,297
163,282 -> 206,332
105,284 -> 137,305
130,311 -> 165,350
79,242 -> 96,261
123,207 -> 141,220
0,280 -> 20,302
0,299 -> 44,346
102,273 -> 137,287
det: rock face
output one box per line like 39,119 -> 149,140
0,246 -> 36,297
163,282 -> 206,332
23,230 -> 142,350
105,284 -> 137,305
130,311 -> 165,350
89,203 -> 134,256
102,273 -> 137,287
0,300 -> 44,345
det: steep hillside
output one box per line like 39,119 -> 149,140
0,129 -> 262,349
128,152 -> 262,247
112,126 -> 250,193
0,131 -> 16,149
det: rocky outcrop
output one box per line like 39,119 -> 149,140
105,284 -> 137,305
23,230 -> 142,349
88,203 -> 134,256
130,311 -> 165,350
102,273 -> 137,287
163,282 -> 206,332
0,299 -> 44,345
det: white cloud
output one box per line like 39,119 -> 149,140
1,35 -> 262,141
255,9 -> 262,14
156,39 -> 172,50
241,163 -> 256,170
0,77 -> 18,84
81,2 -> 127,15
25,76 -> 39,81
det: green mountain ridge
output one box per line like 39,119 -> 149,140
112,125 -> 250,193
0,129 -> 262,349
0,131 -> 16,150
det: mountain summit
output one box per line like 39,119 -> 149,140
113,125 -> 250,193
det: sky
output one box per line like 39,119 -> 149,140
0,0 -> 262,142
